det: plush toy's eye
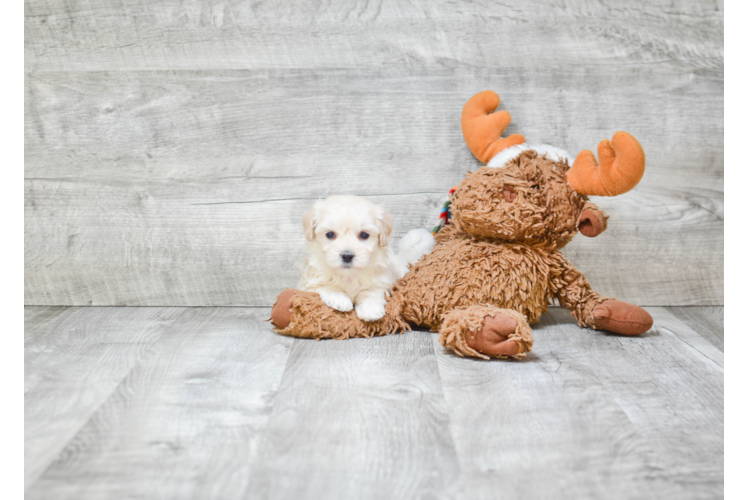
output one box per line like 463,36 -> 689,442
326,231 -> 336,239
359,232 -> 369,240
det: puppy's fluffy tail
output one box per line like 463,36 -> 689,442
397,228 -> 436,265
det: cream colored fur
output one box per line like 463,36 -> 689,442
298,195 -> 434,321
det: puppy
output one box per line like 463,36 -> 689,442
298,195 -> 434,322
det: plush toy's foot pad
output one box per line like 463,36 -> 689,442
439,305 -> 534,360
465,314 -> 521,357
270,288 -> 296,329
592,299 -> 653,335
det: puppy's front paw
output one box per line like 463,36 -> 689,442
318,290 -> 354,312
355,300 -> 386,322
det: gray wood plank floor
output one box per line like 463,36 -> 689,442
25,306 -> 724,500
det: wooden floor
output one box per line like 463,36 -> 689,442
24,305 -> 723,499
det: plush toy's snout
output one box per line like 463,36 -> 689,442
577,206 -> 608,237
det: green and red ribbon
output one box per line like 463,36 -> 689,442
432,186 -> 457,234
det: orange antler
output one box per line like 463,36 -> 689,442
566,132 -> 646,196
461,91 -> 526,164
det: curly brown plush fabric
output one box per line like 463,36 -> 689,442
270,91 -> 653,359
272,289 -> 410,341
439,306 -> 534,360
451,151 -> 585,249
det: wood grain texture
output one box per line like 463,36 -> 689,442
244,330 -> 461,500
23,72 -> 723,306
24,306 -> 181,488
665,306 -> 724,351
26,305 -> 723,499
24,178 -> 722,306
24,69 -> 723,188
24,1 -> 723,306
26,306 -> 294,499
24,0 -> 724,73
433,308 -> 723,499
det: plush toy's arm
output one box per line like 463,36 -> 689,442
270,289 -> 409,340
548,252 -> 653,335
548,252 -> 606,327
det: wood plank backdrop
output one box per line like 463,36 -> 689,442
24,0 -> 724,306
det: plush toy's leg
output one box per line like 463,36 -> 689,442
565,291 -> 652,336
269,289 -> 408,340
551,254 -> 653,336
587,299 -> 653,336
438,305 -> 534,360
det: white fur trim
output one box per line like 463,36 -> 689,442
397,228 -> 435,264
486,143 -> 575,169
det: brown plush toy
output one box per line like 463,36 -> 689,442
270,90 -> 653,359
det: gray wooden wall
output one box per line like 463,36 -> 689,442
24,0 -> 724,307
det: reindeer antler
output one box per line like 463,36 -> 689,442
566,132 -> 646,197
461,91 -> 526,164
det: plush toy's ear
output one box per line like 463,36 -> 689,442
302,202 -> 321,241
377,210 -> 393,247
577,203 -> 608,237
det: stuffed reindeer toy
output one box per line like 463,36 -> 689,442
271,90 -> 653,359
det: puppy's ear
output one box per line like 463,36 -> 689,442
302,202 -> 321,241
377,210 -> 393,247
577,202 -> 609,237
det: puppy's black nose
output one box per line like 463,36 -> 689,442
341,251 -> 354,263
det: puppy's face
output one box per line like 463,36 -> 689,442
303,195 -> 392,272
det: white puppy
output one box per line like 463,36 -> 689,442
298,195 -> 435,322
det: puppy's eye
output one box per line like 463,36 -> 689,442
359,232 -> 369,240
325,231 -> 336,239
531,185 -> 540,190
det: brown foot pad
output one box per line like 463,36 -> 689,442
465,314 -> 521,357
592,299 -> 653,335
270,288 -> 296,329
439,305 -> 534,360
